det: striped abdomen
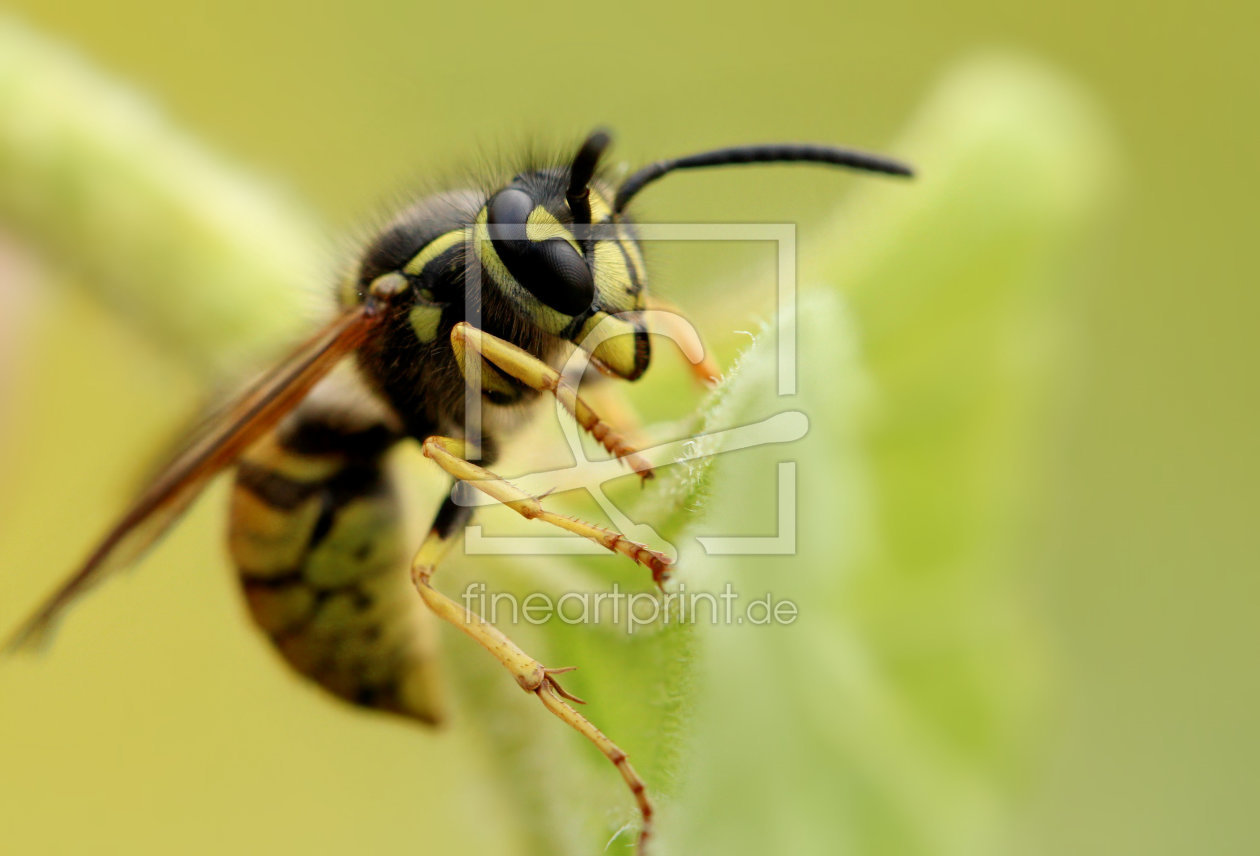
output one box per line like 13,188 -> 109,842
227,379 -> 443,724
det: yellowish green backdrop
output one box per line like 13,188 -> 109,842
0,2 -> 1254,855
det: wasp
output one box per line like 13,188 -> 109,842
8,129 -> 911,853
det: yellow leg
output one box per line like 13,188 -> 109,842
584,381 -> 650,452
422,435 -> 672,587
536,684 -> 654,850
450,322 -> 654,480
409,523 -> 655,853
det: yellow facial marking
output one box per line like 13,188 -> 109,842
617,227 -> 647,288
587,190 -> 647,308
525,206 -> 581,255
588,189 -> 612,223
472,207 -> 574,334
592,241 -> 637,312
577,312 -> 641,377
472,208 -> 511,282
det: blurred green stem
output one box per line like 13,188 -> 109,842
0,16 -> 328,375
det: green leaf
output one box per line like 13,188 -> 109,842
657,57 -> 1115,856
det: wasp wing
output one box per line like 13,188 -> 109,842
6,304 -> 385,652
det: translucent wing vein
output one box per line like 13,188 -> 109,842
6,305 -> 382,652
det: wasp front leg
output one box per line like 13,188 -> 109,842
408,490 -> 655,853
450,322 -> 654,480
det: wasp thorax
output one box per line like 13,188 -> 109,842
485,184 -> 595,316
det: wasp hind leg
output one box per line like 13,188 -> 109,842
409,490 -> 655,854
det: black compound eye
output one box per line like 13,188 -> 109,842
486,187 -> 595,316
486,187 -> 533,236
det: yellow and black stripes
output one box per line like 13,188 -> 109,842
227,387 -> 445,724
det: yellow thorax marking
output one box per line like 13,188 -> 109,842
404,229 -> 464,276
409,304 -> 442,344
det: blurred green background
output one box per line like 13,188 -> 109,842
0,2 -> 1255,855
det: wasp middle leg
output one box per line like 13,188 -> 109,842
420,435 -> 671,588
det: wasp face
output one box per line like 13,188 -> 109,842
474,168 -> 645,329
467,167 -> 651,381
483,171 -> 596,317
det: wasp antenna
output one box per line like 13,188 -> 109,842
613,142 -> 914,213
567,128 -> 613,228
